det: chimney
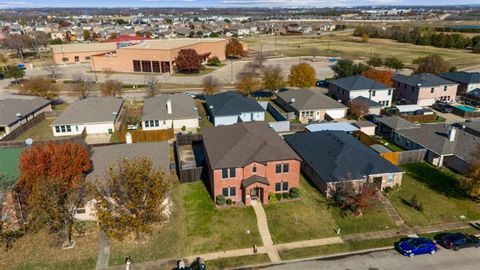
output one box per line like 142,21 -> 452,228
125,132 -> 133,144
166,98 -> 172,114
447,127 -> 457,142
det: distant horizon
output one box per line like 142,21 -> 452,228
0,0 -> 479,9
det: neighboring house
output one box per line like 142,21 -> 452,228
352,121 -> 377,136
328,75 -> 394,107
142,93 -> 199,131
77,142 -> 170,220
51,97 -> 124,137
440,72 -> 480,94
306,122 -> 359,134
202,122 -> 301,206
376,116 -> 419,140
391,123 -> 480,173
0,96 -> 52,139
285,131 -> 403,197
392,73 -> 458,106
276,89 -> 347,123
349,96 -> 383,115
205,92 -> 265,127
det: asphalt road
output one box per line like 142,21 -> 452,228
264,248 -> 480,270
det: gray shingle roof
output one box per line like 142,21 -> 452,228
242,175 -> 270,188
376,116 -> 419,130
0,96 -> 51,126
87,142 -> 170,184
329,75 -> 391,91
52,97 -> 124,126
205,92 -> 264,117
392,73 -> 457,87
285,131 -> 402,183
202,122 -> 300,169
440,72 -> 480,85
142,93 -> 199,121
350,96 -> 382,108
277,89 -> 346,111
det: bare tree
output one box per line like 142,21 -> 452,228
202,76 -> 220,95
103,68 -> 114,80
43,61 -> 59,79
144,75 -> 159,97
3,34 -> 28,59
71,73 -> 94,99
100,79 -> 123,97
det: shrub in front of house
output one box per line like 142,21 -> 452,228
268,193 -> 278,204
282,192 -> 290,199
290,187 -> 300,198
216,194 -> 225,205
207,56 -> 221,66
275,193 -> 282,201
226,198 -> 232,205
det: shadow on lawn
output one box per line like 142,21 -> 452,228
401,163 -> 466,199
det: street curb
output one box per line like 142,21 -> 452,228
231,246 -> 393,270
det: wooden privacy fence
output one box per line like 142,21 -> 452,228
0,128 -> 87,148
0,112 -> 46,141
400,114 -> 440,123
353,131 -> 378,146
118,129 -> 174,143
380,149 -> 427,165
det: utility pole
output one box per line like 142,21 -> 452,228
274,34 -> 277,55
230,57 -> 233,85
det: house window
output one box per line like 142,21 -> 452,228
385,100 -> 389,106
154,120 -> 159,127
444,86 -> 447,91
133,60 -> 141,72
252,165 -> 257,174
55,126 -> 60,133
388,174 -> 394,184
282,182 -> 289,191
388,89 -> 392,95
141,60 -> 152,72
275,164 -> 282,173
229,168 -> 236,178
222,168 -> 228,179
222,187 -> 229,196
372,90 -> 376,97
56,125 -> 71,133
430,87 -> 434,93
152,61 -> 161,73
74,56 -> 79,62
145,121 -> 150,127
221,168 -> 236,179
62,57 -> 69,62
61,126 -> 66,132
229,187 -> 236,196
275,182 -> 282,192
66,125 -> 71,132
85,56 -> 91,60
283,163 -> 289,173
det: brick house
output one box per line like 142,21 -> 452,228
202,122 -> 301,206
392,73 -> 458,106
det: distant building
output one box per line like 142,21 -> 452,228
439,72 -> 480,95
328,75 -> 394,107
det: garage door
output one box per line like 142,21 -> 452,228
417,98 -> 435,107
325,109 -> 347,119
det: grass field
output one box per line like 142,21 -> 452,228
244,34 -> 480,69
0,147 -> 24,185
15,118 -> 56,141
195,100 -> 214,131
389,163 -> 480,227
205,254 -> 270,269
264,175 -> 396,244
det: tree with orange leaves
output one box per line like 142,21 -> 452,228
362,69 -> 394,87
17,142 -> 91,247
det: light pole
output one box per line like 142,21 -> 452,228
230,56 -> 233,85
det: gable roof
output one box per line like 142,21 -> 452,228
202,122 -> 300,169
392,73 -> 457,87
205,92 -> 264,117
376,116 -> 419,130
350,96 -> 382,108
285,131 -> 402,183
53,97 -> 123,126
0,96 -> 51,126
87,142 -> 170,184
142,93 -> 199,121
277,89 -> 347,111
440,72 -> 480,85
329,75 -> 391,91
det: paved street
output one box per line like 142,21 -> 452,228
264,248 -> 480,270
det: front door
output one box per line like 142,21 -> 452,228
251,188 -> 259,200
372,176 -> 383,189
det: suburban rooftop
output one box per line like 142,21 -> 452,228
52,97 -> 124,126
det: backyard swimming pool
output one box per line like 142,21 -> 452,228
455,104 -> 477,112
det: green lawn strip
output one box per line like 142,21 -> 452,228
377,138 -> 405,152
195,100 -> 213,131
264,110 -> 277,122
13,257 -> 97,270
15,118 -> 56,140
205,254 -> 270,270
418,227 -> 480,241
389,163 -> 480,227
264,176 -> 337,243
0,147 -> 23,182
183,182 -> 262,254
279,236 -> 404,261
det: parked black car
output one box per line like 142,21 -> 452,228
316,80 -> 329,88
440,233 -> 480,251
432,102 -> 453,113
364,114 -> 382,123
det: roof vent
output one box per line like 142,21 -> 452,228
16,113 -> 22,118
290,98 -> 295,103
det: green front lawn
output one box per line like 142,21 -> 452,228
264,175 -> 397,244
15,118 -> 56,140
195,100 -> 213,131
205,254 -> 270,270
389,163 -> 480,227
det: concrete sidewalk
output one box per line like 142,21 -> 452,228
252,201 -> 281,263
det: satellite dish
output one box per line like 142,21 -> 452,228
25,138 -> 33,146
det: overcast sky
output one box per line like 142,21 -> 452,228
0,0 -> 478,8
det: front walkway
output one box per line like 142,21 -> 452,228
377,192 -> 410,232
252,200 -> 281,263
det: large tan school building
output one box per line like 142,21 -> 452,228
50,38 -> 232,74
